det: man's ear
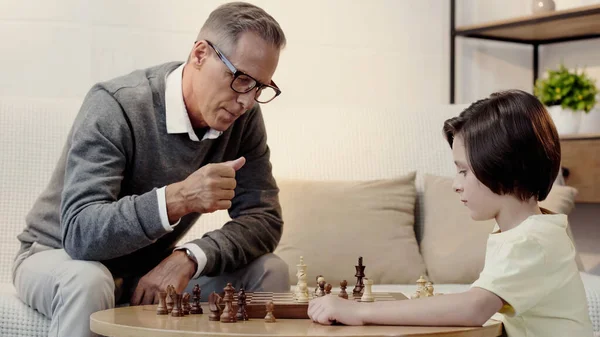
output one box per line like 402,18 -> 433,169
190,41 -> 210,69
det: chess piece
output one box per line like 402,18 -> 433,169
411,275 -> 428,299
264,301 -> 276,323
171,293 -> 184,317
220,283 -> 237,323
190,284 -> 203,314
338,280 -> 349,299
325,283 -> 332,295
352,256 -> 365,296
236,288 -> 249,321
156,291 -> 168,315
296,282 -> 309,303
295,256 -> 309,303
317,280 -> 326,297
208,291 -> 222,321
182,292 -> 191,315
425,282 -> 434,297
166,285 -> 175,313
315,275 -> 324,295
360,278 -> 374,302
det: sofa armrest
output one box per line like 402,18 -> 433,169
581,272 -> 600,335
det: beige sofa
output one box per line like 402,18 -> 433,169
1,97 -> 599,336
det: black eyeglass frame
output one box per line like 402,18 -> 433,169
204,40 -> 281,104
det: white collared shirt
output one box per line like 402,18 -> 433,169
156,63 -> 220,279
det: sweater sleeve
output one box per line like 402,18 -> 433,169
60,87 -> 169,260
192,105 -> 283,276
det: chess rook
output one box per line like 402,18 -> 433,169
156,291 -> 168,315
360,278 -> 374,302
171,293 -> 184,317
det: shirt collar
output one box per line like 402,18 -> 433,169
165,63 -> 223,142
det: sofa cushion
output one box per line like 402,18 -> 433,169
0,284 -> 49,337
421,174 -> 583,284
274,172 -> 426,286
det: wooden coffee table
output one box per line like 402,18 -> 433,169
90,304 -> 503,337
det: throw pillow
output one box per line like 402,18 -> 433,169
274,172 -> 426,286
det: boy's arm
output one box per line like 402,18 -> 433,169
362,288 -> 503,326
309,288 -> 503,326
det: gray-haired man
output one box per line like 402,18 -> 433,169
13,2 -> 289,336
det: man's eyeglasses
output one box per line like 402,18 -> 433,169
205,40 -> 281,104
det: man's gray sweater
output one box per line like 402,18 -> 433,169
16,62 -> 283,278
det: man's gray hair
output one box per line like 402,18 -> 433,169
197,2 -> 286,54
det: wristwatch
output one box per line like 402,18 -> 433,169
182,248 -> 198,266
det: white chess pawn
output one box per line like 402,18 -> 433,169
360,278 -> 374,302
411,275 -> 427,299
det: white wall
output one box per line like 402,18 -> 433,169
0,0 -> 450,110
2,0 -> 599,109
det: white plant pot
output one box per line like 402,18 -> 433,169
546,105 -> 582,136
578,106 -> 600,134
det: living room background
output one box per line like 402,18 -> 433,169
0,0 -> 598,274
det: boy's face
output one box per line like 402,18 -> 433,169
451,135 -> 501,221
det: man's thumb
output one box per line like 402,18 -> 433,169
223,157 -> 246,171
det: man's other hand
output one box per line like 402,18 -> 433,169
130,250 -> 196,305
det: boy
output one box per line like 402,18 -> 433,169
308,90 -> 593,336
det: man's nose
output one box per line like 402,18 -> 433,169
237,90 -> 255,110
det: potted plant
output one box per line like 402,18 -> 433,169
534,64 -> 598,135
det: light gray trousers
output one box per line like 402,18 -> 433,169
12,243 -> 290,337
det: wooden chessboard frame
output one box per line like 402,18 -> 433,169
227,291 -> 408,319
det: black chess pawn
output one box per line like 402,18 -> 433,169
314,275 -> 323,295
190,284 -> 203,314
339,280 -> 349,299
264,301 -> 276,323
317,280 -> 326,297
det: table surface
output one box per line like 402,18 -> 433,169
90,304 -> 503,337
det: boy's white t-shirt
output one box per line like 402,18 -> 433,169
471,213 -> 593,337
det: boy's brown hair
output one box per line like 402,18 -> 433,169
443,90 -> 561,202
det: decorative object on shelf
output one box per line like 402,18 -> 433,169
532,0 -> 556,14
579,106 -> 600,134
534,64 -> 598,135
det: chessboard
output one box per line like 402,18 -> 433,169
229,291 -> 408,319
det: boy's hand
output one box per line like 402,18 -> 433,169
308,295 -> 366,325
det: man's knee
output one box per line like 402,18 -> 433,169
260,253 -> 289,277
254,253 -> 290,291
55,260 -> 115,306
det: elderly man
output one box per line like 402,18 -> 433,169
12,2 -> 289,336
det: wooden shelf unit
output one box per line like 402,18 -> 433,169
560,134 -> 600,203
449,2 -> 600,103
